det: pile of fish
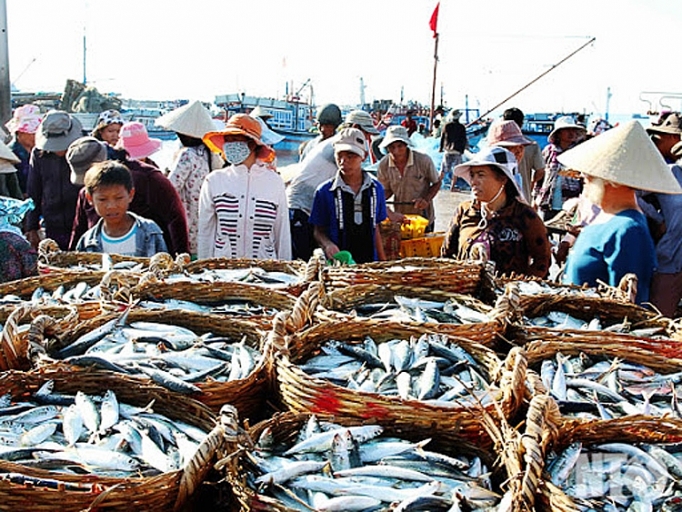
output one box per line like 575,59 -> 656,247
539,352 -> 682,419
45,312 -> 263,394
242,415 -> 501,511
138,298 -> 281,317
298,334 -> 500,407
548,441 -> 682,511
0,382 -> 208,477
525,311 -> 667,337
501,280 -> 600,298
163,267 -> 302,288
346,295 -> 492,325
1,281 -> 101,306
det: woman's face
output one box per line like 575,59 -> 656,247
556,128 -> 583,150
100,124 -> 122,146
469,165 -> 507,203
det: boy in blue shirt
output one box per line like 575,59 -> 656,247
76,161 -> 167,256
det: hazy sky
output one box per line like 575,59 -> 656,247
6,0 -> 682,117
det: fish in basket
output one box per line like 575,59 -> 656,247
0,368 -> 227,511
273,318 -> 527,450
220,412 -> 503,512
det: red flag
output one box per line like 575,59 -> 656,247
429,2 -> 440,38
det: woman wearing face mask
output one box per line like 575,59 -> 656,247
441,146 -> 551,278
198,114 -> 291,260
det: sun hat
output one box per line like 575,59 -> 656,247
5,104 -> 42,134
486,119 -> 532,147
0,140 -> 21,174
548,116 -> 587,144
672,138 -> 682,160
333,127 -> 369,158
203,114 -> 275,161
646,112 -> 682,136
316,104 -> 342,127
155,101 -> 217,139
249,106 -> 273,120
379,125 -> 413,149
254,117 -> 285,146
66,136 -> 108,185
94,110 -> 125,131
114,121 -> 162,160
557,120 -> 682,194
453,146 -> 524,198
447,109 -> 462,122
35,110 -> 83,152
344,110 -> 379,135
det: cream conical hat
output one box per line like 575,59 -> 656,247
155,101 -> 217,139
0,140 -> 20,164
557,120 -> 682,194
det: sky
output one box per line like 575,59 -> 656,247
5,0 -> 682,118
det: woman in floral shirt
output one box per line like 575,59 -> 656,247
157,101 -> 223,256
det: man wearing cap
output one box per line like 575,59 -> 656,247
309,127 -> 387,264
640,113 -> 682,315
199,114 -> 291,260
25,110 -> 84,250
502,107 -> 545,204
67,136 -> 191,256
286,109 -> 379,260
439,109 -> 468,191
299,103 -> 342,161
377,125 -> 440,231
560,121 -> 682,305
5,104 -> 42,196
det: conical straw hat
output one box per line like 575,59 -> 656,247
155,100 -> 217,139
557,120 -> 682,194
0,140 -> 20,164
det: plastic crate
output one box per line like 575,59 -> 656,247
400,215 -> 429,240
400,233 -> 445,258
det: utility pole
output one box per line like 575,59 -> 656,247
0,0 -> 11,129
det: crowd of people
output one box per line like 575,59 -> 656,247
2,102 -> 682,315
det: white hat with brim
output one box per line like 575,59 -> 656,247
557,120 -> 682,194
0,140 -> 21,174
548,116 -> 587,144
379,125 -> 414,150
255,117 -> 285,146
453,146 -> 525,200
155,101 -> 217,139
344,110 -> 380,135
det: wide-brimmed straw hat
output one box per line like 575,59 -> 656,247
486,119 -> 532,147
548,116 -> 587,144
557,120 -> 682,194
203,114 -> 275,161
35,111 -> 83,152
155,101 -> 216,139
5,104 -> 42,134
454,146 -> 524,198
0,140 -> 20,174
115,121 -> 162,160
379,125 -> 413,149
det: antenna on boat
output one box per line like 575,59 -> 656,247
465,36 -> 596,127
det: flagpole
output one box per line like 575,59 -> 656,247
429,33 -> 438,132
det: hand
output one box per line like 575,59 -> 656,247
387,210 -> 406,223
323,242 -> 340,260
553,240 -> 571,265
26,230 -> 41,250
414,198 -> 428,210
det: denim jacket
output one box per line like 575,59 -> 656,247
75,212 -> 168,257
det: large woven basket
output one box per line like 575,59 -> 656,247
0,366 -> 226,512
273,317 -> 527,450
321,283 -> 508,348
0,269 -> 107,299
321,257 -> 486,295
30,308 -> 270,421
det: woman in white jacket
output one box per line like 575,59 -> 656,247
198,114 -> 291,260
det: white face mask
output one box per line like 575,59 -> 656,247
223,141 -> 251,165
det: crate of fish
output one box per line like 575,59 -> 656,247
220,411 -> 504,512
322,283 -> 507,348
29,307 -> 271,422
273,317 -> 527,450
0,366 -> 229,511
322,257 -> 486,295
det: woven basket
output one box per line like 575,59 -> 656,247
31,308 -> 270,421
0,366 -> 226,512
0,269 -> 108,299
272,317 -> 527,450
321,283 -> 507,348
321,257 -> 485,295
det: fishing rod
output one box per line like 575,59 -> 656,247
466,36 -> 596,127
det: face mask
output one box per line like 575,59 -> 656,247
223,141 -> 251,165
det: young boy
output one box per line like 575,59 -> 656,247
76,161 -> 168,256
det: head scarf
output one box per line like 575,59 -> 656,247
0,197 -> 34,236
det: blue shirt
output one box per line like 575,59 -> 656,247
651,163 -> 682,274
563,209 -> 656,304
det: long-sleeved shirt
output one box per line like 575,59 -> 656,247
198,161 -> 291,260
75,212 -> 168,257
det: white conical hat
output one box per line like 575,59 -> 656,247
0,140 -> 20,164
557,120 -> 682,194
155,100 -> 216,139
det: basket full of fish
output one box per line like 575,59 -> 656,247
321,283 -> 508,348
29,307 -> 271,421
220,411 -> 505,512
321,257 -> 486,295
273,317 -> 527,449
0,367 -> 227,511
38,238 -> 157,273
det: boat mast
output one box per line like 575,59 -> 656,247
429,33 -> 439,131
0,0 -> 11,127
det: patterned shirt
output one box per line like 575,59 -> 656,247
536,143 -> 582,209
0,231 -> 37,283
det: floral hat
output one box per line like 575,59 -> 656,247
5,104 -> 42,135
